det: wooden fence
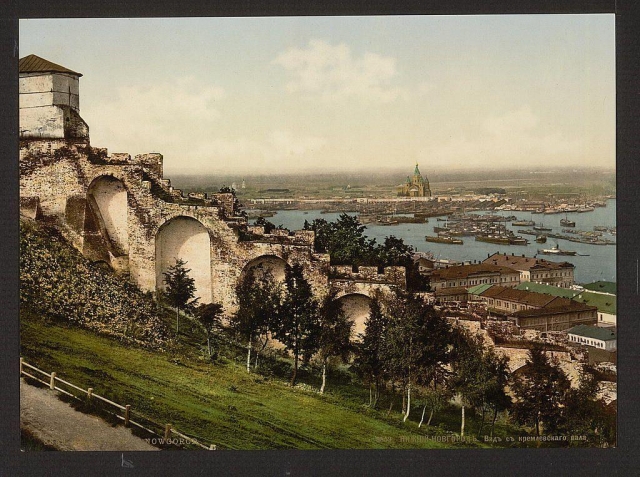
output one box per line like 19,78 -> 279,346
20,357 -> 216,450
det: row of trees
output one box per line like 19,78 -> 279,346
162,258 -> 614,445
233,264 -> 352,390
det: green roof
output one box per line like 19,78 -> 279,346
582,281 -> 617,295
516,282 -> 578,299
515,282 -> 616,315
467,283 -> 493,296
414,163 -> 421,176
573,292 -> 616,315
567,324 -> 616,341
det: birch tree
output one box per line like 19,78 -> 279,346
316,292 -> 353,394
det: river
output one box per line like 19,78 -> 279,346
251,199 -> 616,285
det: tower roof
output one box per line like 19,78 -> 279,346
19,54 -> 82,77
414,163 -> 421,176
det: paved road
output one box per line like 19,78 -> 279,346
20,379 -> 158,451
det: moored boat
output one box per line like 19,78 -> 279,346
560,218 -> 576,227
535,235 -> 547,243
537,245 -> 577,256
512,220 -> 535,226
425,235 -> 463,245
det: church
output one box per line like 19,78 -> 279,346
397,163 -> 431,197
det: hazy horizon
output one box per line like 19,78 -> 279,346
20,16 -> 615,176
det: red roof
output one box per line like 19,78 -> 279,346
431,263 -> 519,281
483,252 -> 574,271
19,54 -> 82,77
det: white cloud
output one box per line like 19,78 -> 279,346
425,106 -> 582,167
84,76 -> 225,155
273,39 -> 408,103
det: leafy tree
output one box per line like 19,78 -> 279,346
274,263 -> 321,386
511,345 -> 571,437
382,290 -> 451,422
353,298 -> 388,408
162,258 -> 199,334
316,292 -> 353,394
449,329 -> 488,438
561,365 -> 615,447
374,236 -> 426,291
232,269 -> 282,372
196,302 -> 224,360
305,214 -> 376,266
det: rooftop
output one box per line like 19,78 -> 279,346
431,263 -> 519,281
19,54 -> 82,77
515,282 -> 616,315
567,324 -> 617,341
582,281 -> 617,295
483,252 -> 574,271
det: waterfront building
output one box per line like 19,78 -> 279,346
429,263 -> 520,291
567,325 -> 617,351
397,163 -> 431,197
469,285 -> 597,331
516,282 -> 616,326
483,252 -> 574,288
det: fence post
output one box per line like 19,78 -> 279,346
20,358 -> 23,375
164,424 -> 172,440
87,388 -> 93,399
50,372 -> 56,390
124,405 -> 131,427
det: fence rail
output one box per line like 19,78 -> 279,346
20,357 -> 216,450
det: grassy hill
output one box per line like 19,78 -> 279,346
19,218 -> 523,449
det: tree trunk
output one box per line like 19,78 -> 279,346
369,385 -> 373,407
402,387 -> 407,415
461,404 -> 465,438
386,402 -> 393,417
477,407 -> 486,439
490,407 -> 498,438
207,332 -> 211,357
426,408 -> 434,427
176,307 -> 180,334
419,404 -> 427,427
246,341 -> 252,373
403,384 -> 411,422
290,352 -> 299,386
320,361 -> 327,394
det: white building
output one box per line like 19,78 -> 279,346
567,324 -> 617,351
19,54 -> 89,140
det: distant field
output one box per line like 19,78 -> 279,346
168,167 -> 615,201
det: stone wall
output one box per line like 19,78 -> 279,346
19,139 -> 340,316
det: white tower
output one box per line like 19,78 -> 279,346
19,54 -> 89,140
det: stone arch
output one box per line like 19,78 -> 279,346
155,216 -> 212,304
84,175 -> 129,269
335,293 -> 373,340
241,255 -> 288,283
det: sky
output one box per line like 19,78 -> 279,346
20,16 -> 615,176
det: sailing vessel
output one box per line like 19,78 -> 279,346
535,235 -> 547,243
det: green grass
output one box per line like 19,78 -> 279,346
20,309 -> 526,450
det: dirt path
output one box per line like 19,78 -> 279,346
20,379 -> 159,451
